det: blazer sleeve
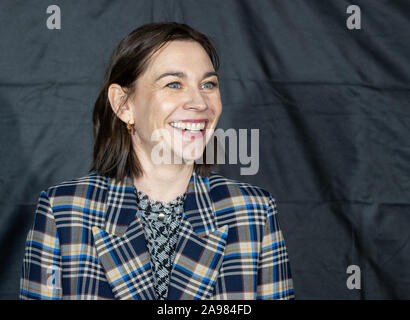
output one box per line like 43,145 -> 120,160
20,191 -> 62,300
256,195 -> 295,299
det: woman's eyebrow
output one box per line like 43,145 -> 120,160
203,71 -> 218,79
155,71 -> 218,81
155,72 -> 185,81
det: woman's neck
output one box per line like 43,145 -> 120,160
132,163 -> 194,203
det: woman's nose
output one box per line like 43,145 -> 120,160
183,87 -> 207,111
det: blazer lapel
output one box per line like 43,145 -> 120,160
167,171 -> 229,300
91,175 -> 156,300
92,171 -> 229,300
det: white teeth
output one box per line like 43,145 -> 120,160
170,121 -> 206,131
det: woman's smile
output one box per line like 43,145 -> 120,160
168,119 -> 209,140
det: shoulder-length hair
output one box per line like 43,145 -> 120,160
89,22 -> 220,183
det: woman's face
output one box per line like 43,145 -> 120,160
128,40 -> 222,164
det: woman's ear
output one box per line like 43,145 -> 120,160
108,83 -> 132,123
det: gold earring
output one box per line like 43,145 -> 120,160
126,120 -> 133,133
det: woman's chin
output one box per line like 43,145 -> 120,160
166,141 -> 206,164
178,150 -> 205,164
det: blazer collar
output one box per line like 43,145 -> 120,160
103,170 -> 218,237
92,170 -> 228,300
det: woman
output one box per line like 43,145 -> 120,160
20,22 -> 294,300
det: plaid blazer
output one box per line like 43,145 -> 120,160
20,170 -> 294,300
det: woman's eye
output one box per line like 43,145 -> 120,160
202,82 -> 217,89
167,82 -> 181,89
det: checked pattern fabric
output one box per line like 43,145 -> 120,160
20,170 -> 294,300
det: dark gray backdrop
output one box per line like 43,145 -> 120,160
1,0 -> 409,299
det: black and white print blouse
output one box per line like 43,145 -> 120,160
134,187 -> 186,300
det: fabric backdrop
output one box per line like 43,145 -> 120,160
1,0 -> 409,299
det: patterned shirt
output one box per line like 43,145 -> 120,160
134,187 -> 186,300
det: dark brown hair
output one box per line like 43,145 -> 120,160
89,22 -> 220,182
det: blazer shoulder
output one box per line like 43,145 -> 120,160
43,172 -> 108,199
209,171 -> 273,201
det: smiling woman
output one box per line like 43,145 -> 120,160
19,22 -> 295,300
108,39 -> 222,181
